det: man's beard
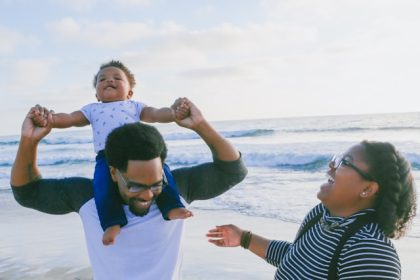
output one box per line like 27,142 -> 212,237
128,197 -> 155,217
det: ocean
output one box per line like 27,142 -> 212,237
0,112 -> 419,277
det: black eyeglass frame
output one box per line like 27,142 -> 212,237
116,169 -> 168,194
330,155 -> 376,182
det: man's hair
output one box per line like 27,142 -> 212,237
105,122 -> 167,171
93,60 -> 136,89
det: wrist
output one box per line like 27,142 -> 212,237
170,107 -> 176,121
20,134 -> 41,146
240,230 -> 252,249
190,116 -> 209,132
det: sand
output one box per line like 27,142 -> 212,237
1,207 -> 418,279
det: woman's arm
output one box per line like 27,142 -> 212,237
207,224 -> 271,259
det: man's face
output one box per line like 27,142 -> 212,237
111,158 -> 163,217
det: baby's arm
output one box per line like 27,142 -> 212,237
51,111 -> 89,128
31,105 -> 89,128
140,106 -> 176,123
140,98 -> 190,123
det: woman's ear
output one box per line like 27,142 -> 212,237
361,182 -> 379,198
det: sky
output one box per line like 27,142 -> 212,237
1,0 -> 420,136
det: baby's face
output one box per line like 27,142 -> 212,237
95,67 -> 132,102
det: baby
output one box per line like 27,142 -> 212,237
31,60 -> 192,245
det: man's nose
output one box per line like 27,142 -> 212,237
139,189 -> 154,200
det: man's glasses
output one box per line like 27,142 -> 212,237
330,155 -> 375,181
116,170 -> 167,194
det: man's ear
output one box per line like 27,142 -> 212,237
361,182 -> 379,198
109,166 -> 118,182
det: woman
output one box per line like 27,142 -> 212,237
207,141 -> 416,279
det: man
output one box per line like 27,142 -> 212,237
11,98 -> 247,279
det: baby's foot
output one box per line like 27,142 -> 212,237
102,225 -> 121,246
167,208 -> 193,220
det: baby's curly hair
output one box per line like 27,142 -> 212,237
93,60 -> 136,89
361,140 -> 417,239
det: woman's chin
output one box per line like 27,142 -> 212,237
317,182 -> 332,200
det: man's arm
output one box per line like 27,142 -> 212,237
171,98 -> 247,203
11,108 -> 93,213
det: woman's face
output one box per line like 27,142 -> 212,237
318,144 -> 377,217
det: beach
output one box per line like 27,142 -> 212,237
1,112 -> 419,279
0,206 -> 419,279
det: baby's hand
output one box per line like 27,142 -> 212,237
30,105 -> 49,127
172,99 -> 190,120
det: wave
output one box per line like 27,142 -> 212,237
0,129 -> 275,147
41,138 -> 92,145
0,152 -> 420,172
0,138 -> 92,147
285,126 -> 420,133
242,153 -> 329,171
164,129 -> 275,141
0,140 -> 20,146
0,157 -> 94,167
222,129 -> 275,138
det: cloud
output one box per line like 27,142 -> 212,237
12,58 -> 57,89
114,0 -> 150,6
50,0 -> 98,12
51,0 -> 150,12
48,18 -> 163,48
48,17 -> 81,40
0,26 -> 23,53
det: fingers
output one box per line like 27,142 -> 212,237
29,104 -> 51,127
173,97 -> 191,120
206,226 -> 227,238
208,238 -> 226,247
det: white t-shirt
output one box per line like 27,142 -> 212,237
79,199 -> 185,280
81,100 -> 146,153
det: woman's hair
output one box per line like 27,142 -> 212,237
361,140 -> 417,239
93,60 -> 136,89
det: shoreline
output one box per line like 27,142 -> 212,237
1,206 -> 418,279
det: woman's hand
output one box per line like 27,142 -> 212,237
206,224 -> 243,247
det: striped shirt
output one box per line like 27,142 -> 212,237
266,204 -> 400,279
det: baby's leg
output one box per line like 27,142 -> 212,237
94,151 -> 127,246
156,164 -> 190,220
